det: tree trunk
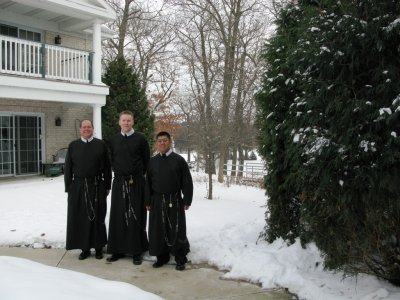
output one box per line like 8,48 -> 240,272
238,145 -> 244,178
231,146 -> 238,177
116,0 -> 133,58
217,0 -> 243,183
205,153 -> 214,199
207,172 -> 213,199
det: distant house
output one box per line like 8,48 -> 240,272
0,0 -> 116,177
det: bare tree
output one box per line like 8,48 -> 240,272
230,9 -> 266,177
104,0 -> 272,193
172,4 -> 222,199
167,0 -> 269,183
123,1 -> 178,110
104,0 -> 178,112
104,0 -> 140,60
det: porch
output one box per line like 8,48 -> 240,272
1,35 -> 92,84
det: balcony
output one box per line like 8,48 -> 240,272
0,35 -> 92,84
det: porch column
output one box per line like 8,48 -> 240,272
92,20 -> 102,85
92,104 -> 102,139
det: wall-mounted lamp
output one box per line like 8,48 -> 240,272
55,117 -> 61,127
55,35 -> 62,45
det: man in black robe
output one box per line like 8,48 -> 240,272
145,131 -> 193,271
107,110 -> 150,265
64,119 -> 112,260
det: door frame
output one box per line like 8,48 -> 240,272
0,112 -> 45,177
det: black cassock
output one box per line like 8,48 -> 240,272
64,138 -> 111,250
107,132 -> 150,255
145,152 -> 193,257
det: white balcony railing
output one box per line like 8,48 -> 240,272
0,35 -> 92,84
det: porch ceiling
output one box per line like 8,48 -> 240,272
0,0 -> 115,34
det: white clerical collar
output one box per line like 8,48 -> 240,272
121,129 -> 135,137
160,149 -> 173,157
81,136 -> 94,143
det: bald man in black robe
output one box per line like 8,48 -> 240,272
107,111 -> 150,265
145,131 -> 193,271
64,120 -> 112,260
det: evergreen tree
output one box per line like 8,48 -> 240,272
102,57 -> 154,145
256,3 -> 309,244
257,0 -> 400,284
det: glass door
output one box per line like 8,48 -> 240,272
15,116 -> 42,175
0,116 -> 14,176
0,114 -> 43,176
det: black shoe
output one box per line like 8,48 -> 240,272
106,253 -> 125,262
78,250 -> 90,260
153,256 -> 170,268
133,256 -> 142,265
95,249 -> 103,260
152,261 -> 165,268
175,263 -> 185,271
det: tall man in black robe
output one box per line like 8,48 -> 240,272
145,131 -> 193,271
64,119 -> 112,260
107,110 -> 150,265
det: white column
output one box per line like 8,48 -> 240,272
92,20 -> 102,85
92,104 -> 102,139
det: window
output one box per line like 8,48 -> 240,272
0,24 -> 18,37
1,23 -> 42,73
19,29 -> 41,42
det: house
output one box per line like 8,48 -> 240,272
0,0 -> 116,177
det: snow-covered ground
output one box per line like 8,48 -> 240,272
0,172 -> 399,300
0,255 -> 161,300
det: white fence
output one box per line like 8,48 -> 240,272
0,35 -> 91,83
224,162 -> 266,183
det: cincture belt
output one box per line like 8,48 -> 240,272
161,192 -> 179,247
117,175 -> 138,227
82,176 -> 99,222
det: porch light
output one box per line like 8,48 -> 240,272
55,117 -> 61,127
55,35 -> 62,45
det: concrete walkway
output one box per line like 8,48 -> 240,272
0,247 -> 293,300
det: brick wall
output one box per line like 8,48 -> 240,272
0,99 -> 92,162
45,31 -> 93,51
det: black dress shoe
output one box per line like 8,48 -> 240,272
175,263 -> 185,271
95,250 -> 103,260
133,256 -> 142,265
152,261 -> 165,268
78,250 -> 91,260
106,253 -> 125,262
152,256 -> 170,268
